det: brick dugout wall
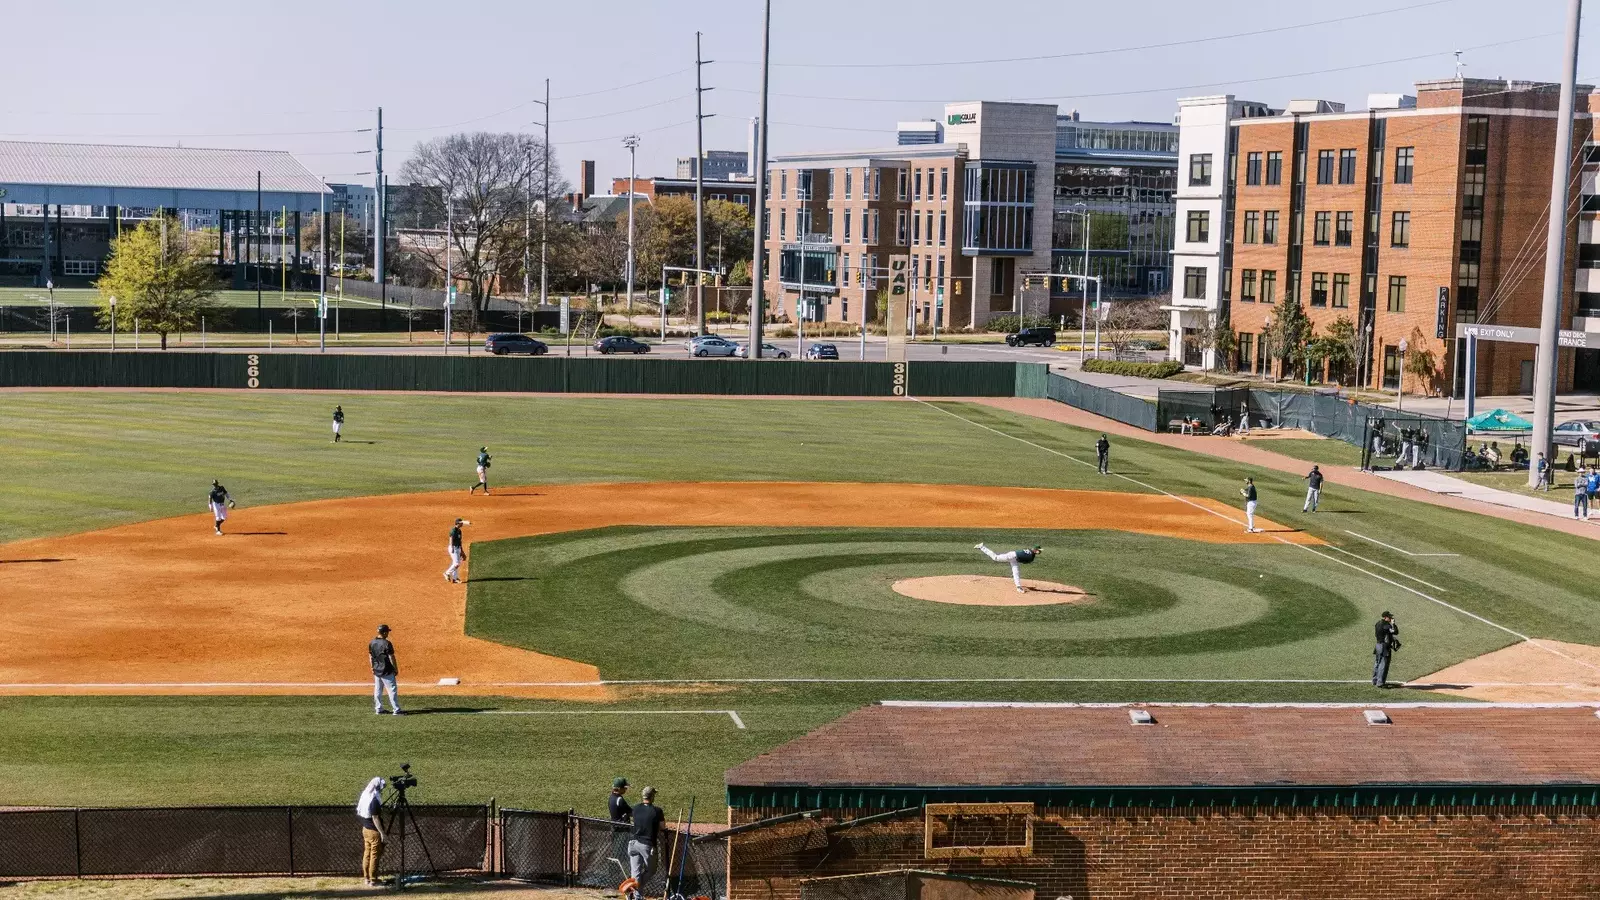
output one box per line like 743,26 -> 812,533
729,805 -> 1600,900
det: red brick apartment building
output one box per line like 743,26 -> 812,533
1172,78 -> 1600,395
724,703 -> 1600,900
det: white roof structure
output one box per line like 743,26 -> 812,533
0,140 -> 330,212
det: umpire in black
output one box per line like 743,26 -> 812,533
1373,611 -> 1400,687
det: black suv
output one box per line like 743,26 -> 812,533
1005,327 -> 1056,347
484,333 -> 549,355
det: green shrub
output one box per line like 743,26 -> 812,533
1081,359 -> 1185,379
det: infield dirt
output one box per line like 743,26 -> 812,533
0,482 -> 1314,698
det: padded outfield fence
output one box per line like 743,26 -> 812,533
1,805 -> 728,896
1047,372 -> 1468,470
0,351 -> 1046,399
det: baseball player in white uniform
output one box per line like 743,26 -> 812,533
975,543 -> 1043,593
444,518 -> 471,583
1241,477 -> 1260,533
208,480 -> 236,536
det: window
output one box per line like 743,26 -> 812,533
1263,210 -> 1279,245
1335,211 -> 1353,246
1184,266 -> 1207,299
779,171 -> 787,200
913,210 -> 922,244
1313,211 -> 1331,245
779,209 -> 787,241
796,171 -> 813,201
1186,209 -> 1210,243
1463,165 -> 1485,212
1339,149 -> 1357,184
872,169 -> 881,200
926,212 -> 934,248
63,259 -> 97,276
844,210 -> 852,243
1260,269 -> 1277,304
925,803 -> 1034,860
1237,332 -> 1254,371
1383,346 -> 1402,389
1310,272 -> 1328,307
844,170 -> 852,199
898,209 -> 910,245
1266,151 -> 1282,185
1387,275 -> 1407,312
1395,146 -> 1414,184
797,208 -> 812,236
914,168 -> 923,201
939,211 -> 947,246
871,210 -> 880,244
1316,150 -> 1335,184
1189,153 -> 1213,186
842,253 -> 851,286
940,168 -> 949,200
1332,273 -> 1350,308
897,169 -> 908,200
828,172 -> 836,200
1391,211 -> 1411,248
1246,152 -> 1262,185
1243,211 -> 1260,243
1240,268 -> 1257,301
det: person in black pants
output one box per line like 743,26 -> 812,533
1095,434 -> 1110,475
1302,465 -> 1324,512
626,786 -> 664,898
1373,612 -> 1400,687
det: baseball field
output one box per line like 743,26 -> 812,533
4,389 -> 1599,814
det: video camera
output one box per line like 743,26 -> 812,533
389,762 -> 418,792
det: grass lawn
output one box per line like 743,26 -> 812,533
6,392 -> 1600,807
1455,468 -> 1592,499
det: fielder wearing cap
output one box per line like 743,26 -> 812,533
974,542 -> 1044,594
609,777 -> 632,822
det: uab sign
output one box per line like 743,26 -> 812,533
947,112 -> 977,126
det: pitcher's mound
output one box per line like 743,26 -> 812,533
893,575 -> 1092,607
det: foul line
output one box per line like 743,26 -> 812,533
910,397 -> 1600,679
883,700 -> 1600,710
475,709 -> 746,729
1344,530 -> 1460,557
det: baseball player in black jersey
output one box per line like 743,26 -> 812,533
332,405 -> 345,442
470,447 -> 492,495
975,543 -> 1043,593
1241,477 -> 1259,533
1095,434 -> 1111,475
207,480 -> 236,535
444,518 -> 471,583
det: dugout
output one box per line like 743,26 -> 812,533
724,702 -> 1600,900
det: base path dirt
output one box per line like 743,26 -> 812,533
977,397 -> 1600,541
893,575 -> 1091,606
1412,639 -> 1600,702
0,482 -> 1313,698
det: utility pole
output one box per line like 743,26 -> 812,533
695,32 -> 714,336
255,171 -> 263,320
319,180 -> 328,353
748,0 -> 772,358
375,107 -> 386,310
1531,0 -> 1583,486
542,78 -> 550,310
445,195 -> 453,355
624,135 -> 640,311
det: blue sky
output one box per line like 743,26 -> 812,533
1,0 -> 1590,190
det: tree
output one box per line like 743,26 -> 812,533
1099,298 -> 1163,358
728,258 -> 751,287
1265,294 -> 1311,378
399,132 -> 565,316
95,215 -> 220,350
1321,316 -> 1359,384
301,212 -> 369,267
1189,307 -> 1237,372
1404,326 -> 1440,394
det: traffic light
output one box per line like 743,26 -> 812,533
825,268 -> 835,283
1060,277 -> 1072,292
954,281 -> 962,296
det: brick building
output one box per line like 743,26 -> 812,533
725,702 -> 1600,900
1170,78 -> 1600,395
611,175 -> 755,209
763,103 -> 1177,332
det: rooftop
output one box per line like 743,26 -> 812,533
0,140 -> 328,195
727,702 -> 1600,796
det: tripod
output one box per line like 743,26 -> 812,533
384,782 -> 439,890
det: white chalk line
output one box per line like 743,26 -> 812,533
884,700 -> 1600,710
476,709 -> 746,729
9,676 -> 1594,689
1344,530 -> 1461,557
911,398 -> 1600,679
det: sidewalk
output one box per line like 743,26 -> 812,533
1372,468 -> 1592,522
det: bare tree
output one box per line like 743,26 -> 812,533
1099,298 -> 1163,358
399,132 -> 565,317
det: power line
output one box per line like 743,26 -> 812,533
738,0 -> 1460,70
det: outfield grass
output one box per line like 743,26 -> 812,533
1248,438 -> 1366,467
6,391 -> 1600,808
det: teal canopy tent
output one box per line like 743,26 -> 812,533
1465,408 -> 1533,433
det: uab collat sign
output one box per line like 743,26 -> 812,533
947,112 -> 977,126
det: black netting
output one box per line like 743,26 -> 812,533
77,807 -> 294,876
729,818 -> 830,865
0,810 -> 79,877
287,805 -> 485,876
1046,373 -> 1160,431
502,808 -> 570,884
573,816 -> 634,890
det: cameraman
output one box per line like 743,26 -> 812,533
357,776 -> 387,886
1373,611 -> 1400,688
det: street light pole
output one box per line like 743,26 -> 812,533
624,135 -> 640,312
320,179 -> 328,353
109,296 -> 117,352
747,0 -> 772,358
695,32 -> 714,336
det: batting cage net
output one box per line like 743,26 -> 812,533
1360,413 -> 1467,472
500,808 -> 571,885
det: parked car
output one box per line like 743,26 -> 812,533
685,335 -> 739,357
1005,327 -> 1056,348
804,342 -> 840,360
484,333 -> 548,356
1553,419 -> 1600,447
595,335 -> 651,354
734,342 -> 790,359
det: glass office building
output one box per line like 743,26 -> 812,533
1050,119 -> 1179,298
